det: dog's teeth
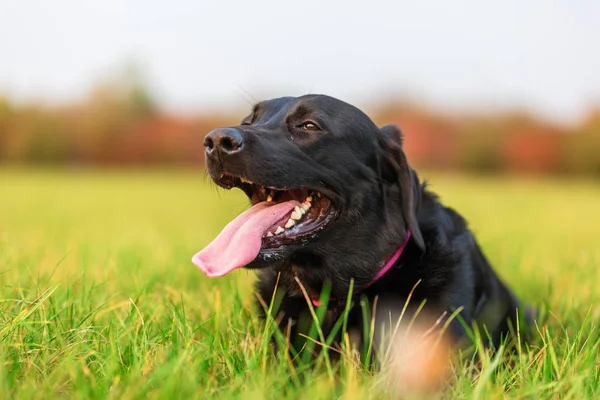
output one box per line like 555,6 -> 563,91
240,177 -> 252,184
284,218 -> 295,228
291,207 -> 302,220
306,195 -> 312,202
266,231 -> 273,237
274,226 -> 284,235
317,192 -> 321,198
301,203 -> 311,211
267,195 -> 273,202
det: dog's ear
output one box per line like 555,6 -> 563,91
379,124 -> 425,251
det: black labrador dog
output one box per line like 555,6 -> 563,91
192,94 -> 530,355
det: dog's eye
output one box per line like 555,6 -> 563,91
298,121 -> 320,131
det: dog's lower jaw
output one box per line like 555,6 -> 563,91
252,219 -> 412,307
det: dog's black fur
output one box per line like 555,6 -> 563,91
203,94 -> 530,353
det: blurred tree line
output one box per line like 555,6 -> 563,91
374,102 -> 600,177
0,71 -> 599,176
0,67 -> 234,167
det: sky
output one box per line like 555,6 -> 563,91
1,0 -> 599,124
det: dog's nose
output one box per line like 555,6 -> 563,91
204,128 -> 245,156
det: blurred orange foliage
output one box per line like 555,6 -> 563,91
1,81 -> 599,176
374,103 -> 599,177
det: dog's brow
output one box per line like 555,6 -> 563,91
286,104 -> 315,123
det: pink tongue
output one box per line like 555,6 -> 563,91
192,200 -> 298,277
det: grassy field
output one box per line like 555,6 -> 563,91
1,168 -> 599,399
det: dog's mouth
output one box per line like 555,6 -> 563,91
192,173 -> 337,277
236,176 -> 335,245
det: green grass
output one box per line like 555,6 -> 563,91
1,168 -> 599,399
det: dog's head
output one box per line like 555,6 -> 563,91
193,95 -> 424,296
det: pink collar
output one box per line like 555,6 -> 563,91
311,230 -> 411,306
365,229 -> 411,288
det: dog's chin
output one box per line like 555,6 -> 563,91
243,247 -> 297,269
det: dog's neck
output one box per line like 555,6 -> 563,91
310,230 -> 412,306
366,230 -> 411,287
